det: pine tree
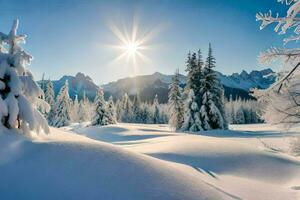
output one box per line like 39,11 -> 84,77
182,89 -> 203,132
78,91 -> 89,122
52,80 -> 71,127
132,94 -> 142,123
0,19 -> 49,135
200,43 -> 227,130
71,95 -> 80,122
40,73 -> 47,96
115,99 -> 122,122
168,69 -> 184,130
45,80 -> 55,123
92,89 -> 110,126
140,103 -> 152,123
235,106 -> 245,124
183,49 -> 205,131
120,93 -> 132,122
153,94 -> 160,124
106,96 -> 117,124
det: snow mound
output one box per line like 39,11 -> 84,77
0,127 -> 233,200
73,123 -> 300,200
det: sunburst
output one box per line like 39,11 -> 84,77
106,18 -> 157,72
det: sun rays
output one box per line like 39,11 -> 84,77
105,17 -> 160,75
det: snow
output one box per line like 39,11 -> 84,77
73,123 -> 300,200
1,122 -> 300,199
0,127 -> 231,200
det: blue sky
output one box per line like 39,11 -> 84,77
0,0 -> 291,84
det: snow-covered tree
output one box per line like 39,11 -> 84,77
182,89 -> 202,132
139,102 -> 153,123
225,97 -> 262,124
200,44 -> 227,130
168,69 -> 184,130
52,80 -> 71,127
70,95 -> 80,122
0,19 -> 49,135
120,93 -> 132,123
106,96 -> 117,124
45,80 -> 55,123
78,92 -> 89,122
92,89 -> 110,126
132,94 -> 142,123
152,94 -> 160,124
185,49 -> 204,106
254,0 -> 300,125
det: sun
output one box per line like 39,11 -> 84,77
123,41 -> 140,56
106,19 -> 158,68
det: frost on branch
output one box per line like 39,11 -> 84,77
0,20 -> 49,135
257,0 -> 300,71
256,0 -> 300,44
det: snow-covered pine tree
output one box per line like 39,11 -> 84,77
120,93 -> 132,123
132,93 -> 142,123
185,49 -> 204,106
200,43 -> 227,130
92,89 -> 110,126
235,106 -> 245,124
78,92 -> 89,122
152,94 -> 160,124
115,99 -> 122,122
0,19 -> 49,135
183,49 -> 205,131
106,96 -> 117,124
168,69 -> 184,130
71,95 -> 80,122
140,102 -> 152,123
182,89 -> 202,132
40,73 -> 47,96
45,80 -> 55,123
52,80 -> 71,127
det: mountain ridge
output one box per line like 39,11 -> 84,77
40,68 -> 277,102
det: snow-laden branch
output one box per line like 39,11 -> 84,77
256,0 -> 300,44
259,47 -> 300,64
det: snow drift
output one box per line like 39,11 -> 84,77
0,127 -> 234,200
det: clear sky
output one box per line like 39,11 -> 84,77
0,0 -> 292,84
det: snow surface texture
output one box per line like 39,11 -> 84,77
73,123 -> 300,200
0,127 -> 231,200
1,123 -> 300,199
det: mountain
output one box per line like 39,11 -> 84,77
102,69 -> 277,102
40,72 -> 99,101
42,68 -> 277,103
216,68 -> 276,91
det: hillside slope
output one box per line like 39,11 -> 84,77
73,123 -> 300,200
0,128 -> 234,200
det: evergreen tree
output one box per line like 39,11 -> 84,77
200,43 -> 227,130
52,80 -> 71,127
115,99 -> 122,122
132,93 -> 142,123
92,89 -> 110,126
106,96 -> 117,124
0,19 -> 49,135
153,94 -> 160,124
45,80 -> 55,123
168,69 -> 184,130
235,106 -> 245,124
40,73 -> 47,96
182,90 -> 203,132
71,95 -> 80,122
185,49 -> 204,106
120,93 -> 132,122
140,103 -> 152,123
78,92 -> 89,122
